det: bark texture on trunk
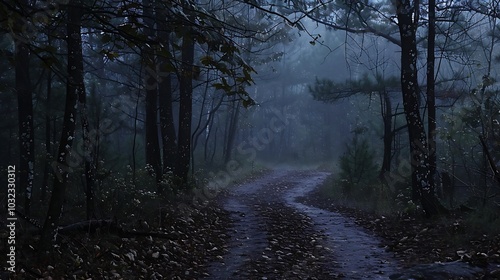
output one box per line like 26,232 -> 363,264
396,0 -> 446,217
175,19 -> 195,186
41,1 -> 83,249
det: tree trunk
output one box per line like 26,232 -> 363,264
396,0 -> 446,217
158,67 -> 176,174
132,90 -> 141,185
78,62 -> 95,220
14,0 -> 34,216
41,1 -> 83,249
204,111 -> 217,163
41,44 -> 52,203
143,0 -> 162,187
144,68 -> 162,182
222,107 -> 230,161
175,23 -> 195,186
157,10 -> 177,176
380,91 -> 393,180
191,82 -> 210,175
224,101 -> 240,164
196,95 -> 223,165
427,0 -> 437,192
90,30 -> 105,195
210,126 -> 218,164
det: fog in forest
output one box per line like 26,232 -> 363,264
2,0 -> 500,279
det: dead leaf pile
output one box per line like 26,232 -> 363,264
12,202 -> 231,279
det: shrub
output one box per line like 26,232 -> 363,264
338,133 -> 378,198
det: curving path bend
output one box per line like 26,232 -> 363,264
204,169 -> 481,279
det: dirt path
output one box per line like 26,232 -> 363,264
203,169 -> 398,279
283,171 -> 398,279
204,171 -> 288,279
204,169 -> 481,279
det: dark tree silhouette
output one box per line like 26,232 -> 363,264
395,0 -> 446,216
13,0 -> 34,216
157,10 -> 177,175
41,0 -> 85,249
176,15 -> 195,186
427,0 -> 437,198
143,0 -> 163,189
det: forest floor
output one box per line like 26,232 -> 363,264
5,169 -> 500,279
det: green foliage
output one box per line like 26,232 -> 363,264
394,182 -> 420,215
318,173 -> 393,214
440,74 -> 500,203
97,166 -> 172,221
310,78 -> 352,102
338,130 -> 378,197
310,74 -> 400,104
464,205 -> 500,235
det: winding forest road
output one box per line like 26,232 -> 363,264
204,169 -> 400,279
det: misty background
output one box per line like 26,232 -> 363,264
2,0 -> 500,226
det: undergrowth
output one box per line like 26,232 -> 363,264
317,174 -> 398,215
319,171 -> 500,242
